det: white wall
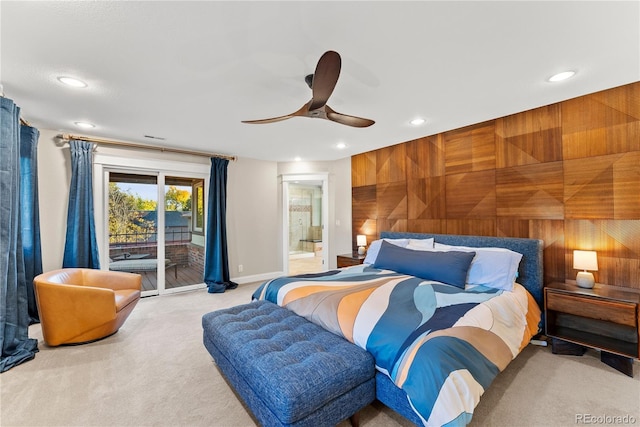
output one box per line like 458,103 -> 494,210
226,157 -> 281,281
277,158 -> 353,269
36,129 -> 282,282
38,130 -> 71,272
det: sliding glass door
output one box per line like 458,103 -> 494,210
105,170 -> 206,296
163,176 -> 205,291
108,172 -> 160,292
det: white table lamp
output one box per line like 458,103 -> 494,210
573,250 -> 598,289
357,235 -> 367,255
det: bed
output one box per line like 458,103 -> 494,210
253,232 -> 543,426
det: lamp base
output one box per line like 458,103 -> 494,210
576,271 -> 595,289
358,246 -> 365,255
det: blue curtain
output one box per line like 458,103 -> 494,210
204,157 -> 237,293
62,140 -> 100,269
0,97 -> 39,372
20,125 -> 43,324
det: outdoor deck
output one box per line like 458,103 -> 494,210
137,264 -> 205,292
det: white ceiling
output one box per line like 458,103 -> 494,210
2,1 -> 639,162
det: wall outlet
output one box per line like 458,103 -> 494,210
238,264 -> 243,273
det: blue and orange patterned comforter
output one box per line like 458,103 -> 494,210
253,264 -> 541,426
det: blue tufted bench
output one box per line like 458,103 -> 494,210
202,300 -> 376,427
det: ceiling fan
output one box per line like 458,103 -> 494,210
242,50 -> 375,128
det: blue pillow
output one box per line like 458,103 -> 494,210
373,240 -> 475,288
363,238 -> 411,264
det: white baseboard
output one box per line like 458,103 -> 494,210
231,271 -> 285,285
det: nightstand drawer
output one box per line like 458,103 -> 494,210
546,291 -> 637,327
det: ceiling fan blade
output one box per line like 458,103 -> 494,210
325,105 -> 375,128
241,115 -> 294,125
242,104 -> 309,124
308,51 -> 341,111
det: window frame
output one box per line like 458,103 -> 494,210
192,180 -> 205,235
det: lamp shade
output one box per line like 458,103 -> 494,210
356,235 -> 367,247
573,250 -> 598,271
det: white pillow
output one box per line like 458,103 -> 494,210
363,238 -> 410,264
407,238 -> 435,250
433,243 -> 523,291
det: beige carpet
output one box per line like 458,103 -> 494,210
1,282 -> 638,427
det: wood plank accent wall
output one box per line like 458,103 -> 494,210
351,82 -> 640,290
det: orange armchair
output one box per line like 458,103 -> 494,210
34,268 -> 142,346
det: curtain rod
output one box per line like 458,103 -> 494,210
56,133 -> 237,161
20,117 -> 32,127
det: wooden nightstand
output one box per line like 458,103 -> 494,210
337,253 -> 366,268
545,281 -> 640,377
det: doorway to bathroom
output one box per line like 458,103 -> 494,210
281,174 -> 328,275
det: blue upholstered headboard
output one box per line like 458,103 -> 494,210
380,232 -> 544,308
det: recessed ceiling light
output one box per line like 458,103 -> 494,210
58,76 -> 88,88
410,118 -> 426,126
294,156 -> 302,162
336,142 -> 347,149
74,121 -> 95,129
548,71 -> 576,82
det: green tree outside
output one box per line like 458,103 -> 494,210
109,183 -> 193,244
108,183 -> 156,243
165,186 -> 191,211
